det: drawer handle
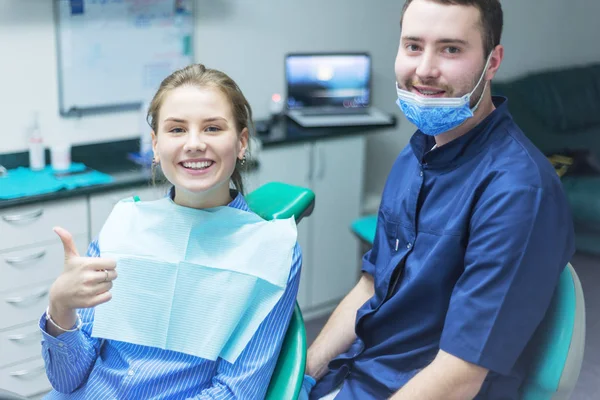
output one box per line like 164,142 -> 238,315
5,250 -> 47,266
2,208 -> 44,223
9,364 -> 46,378
9,329 -> 41,342
5,288 -> 49,305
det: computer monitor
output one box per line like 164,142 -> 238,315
285,53 -> 371,111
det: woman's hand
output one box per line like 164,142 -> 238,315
47,227 -> 117,334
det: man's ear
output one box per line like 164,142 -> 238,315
485,44 -> 504,81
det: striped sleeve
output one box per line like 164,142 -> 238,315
190,243 -> 303,399
40,239 -> 104,393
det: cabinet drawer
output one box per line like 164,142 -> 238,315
0,283 -> 50,331
0,357 -> 50,398
0,198 -> 88,252
0,322 -> 42,368
0,236 -> 88,292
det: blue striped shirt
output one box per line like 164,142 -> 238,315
40,192 -> 302,399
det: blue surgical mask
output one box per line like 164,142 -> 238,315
396,54 -> 493,136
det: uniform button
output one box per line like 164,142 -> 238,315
58,343 -> 64,348
407,243 -> 412,249
419,170 -> 423,177
128,369 -> 135,376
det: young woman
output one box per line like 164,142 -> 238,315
41,64 -> 302,399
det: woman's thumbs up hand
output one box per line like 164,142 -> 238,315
47,227 -> 117,335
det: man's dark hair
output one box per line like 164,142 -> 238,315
400,0 -> 503,57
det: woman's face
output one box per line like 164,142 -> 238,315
152,85 -> 248,208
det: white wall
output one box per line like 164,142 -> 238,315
1,0 -> 600,204
497,2 -> 600,80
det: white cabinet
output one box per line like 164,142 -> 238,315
0,197 -> 88,398
310,137 -> 365,308
0,357 -> 49,398
0,322 -> 43,367
251,136 -> 366,318
0,199 -> 87,252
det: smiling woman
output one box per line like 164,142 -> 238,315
147,64 -> 254,208
40,64 -> 302,400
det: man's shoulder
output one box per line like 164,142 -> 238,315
482,119 -> 561,192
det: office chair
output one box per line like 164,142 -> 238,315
520,263 -> 586,400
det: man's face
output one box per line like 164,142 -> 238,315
395,0 -> 488,106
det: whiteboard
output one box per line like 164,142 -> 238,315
54,0 -> 194,116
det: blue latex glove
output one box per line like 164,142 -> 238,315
299,375 -> 316,400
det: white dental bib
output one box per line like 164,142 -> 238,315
92,197 -> 297,363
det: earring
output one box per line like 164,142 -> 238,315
239,154 -> 246,166
152,157 -> 159,166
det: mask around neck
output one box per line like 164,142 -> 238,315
395,53 -> 493,136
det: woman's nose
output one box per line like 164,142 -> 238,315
183,134 -> 207,152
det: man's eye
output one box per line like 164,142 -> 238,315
445,47 -> 460,54
406,44 -> 421,52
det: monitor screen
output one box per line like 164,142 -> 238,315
285,53 -> 371,110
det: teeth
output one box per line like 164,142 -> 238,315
419,89 -> 442,95
182,161 -> 212,169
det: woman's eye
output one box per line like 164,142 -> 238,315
169,127 -> 185,134
205,126 -> 221,133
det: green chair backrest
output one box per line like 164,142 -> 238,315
246,182 -> 314,400
246,181 -> 315,223
264,304 -> 307,400
520,264 -> 586,400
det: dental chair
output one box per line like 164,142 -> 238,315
0,182 -> 314,400
350,219 -> 586,400
246,182 -> 315,400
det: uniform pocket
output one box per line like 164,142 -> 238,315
380,208 -> 400,252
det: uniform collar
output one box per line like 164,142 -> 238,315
410,96 -> 511,170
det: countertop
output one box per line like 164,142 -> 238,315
0,115 -> 396,210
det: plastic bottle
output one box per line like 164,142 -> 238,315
28,112 -> 45,171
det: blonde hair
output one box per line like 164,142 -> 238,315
147,64 -> 253,194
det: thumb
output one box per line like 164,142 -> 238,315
53,226 -> 80,258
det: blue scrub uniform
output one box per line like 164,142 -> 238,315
311,97 -> 575,399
